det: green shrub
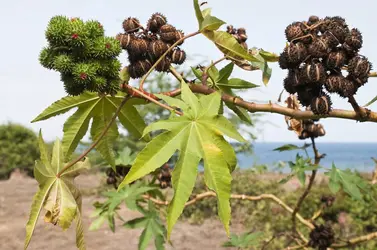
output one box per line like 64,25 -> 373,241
0,122 -> 39,179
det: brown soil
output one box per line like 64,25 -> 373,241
0,173 -> 244,250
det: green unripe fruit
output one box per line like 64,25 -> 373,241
53,54 -> 74,73
45,15 -> 71,46
97,59 -> 122,78
67,18 -> 89,48
61,73 -> 86,96
72,63 -> 97,84
90,37 -> 122,59
87,75 -> 107,92
106,78 -> 121,95
85,20 -> 105,38
39,47 -> 57,70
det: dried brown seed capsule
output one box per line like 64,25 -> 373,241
155,57 -> 171,72
348,74 -> 368,87
285,22 -> 305,42
147,12 -> 167,32
278,51 -> 294,69
311,93 -> 332,115
171,49 -> 186,65
308,224 -> 335,250
226,25 -> 236,34
302,62 -> 326,84
308,38 -> 329,58
129,38 -> 148,56
159,24 -> 177,42
296,85 -> 321,107
148,39 -> 169,58
122,17 -> 140,33
284,42 -> 307,64
175,30 -> 185,45
345,28 -> 363,51
348,55 -> 372,78
338,77 -> 358,98
299,130 -> 310,140
327,22 -> 349,44
116,33 -> 134,50
106,176 -> 116,185
128,53 -> 144,64
127,59 -> 152,79
315,123 -> 326,137
325,49 -> 346,69
284,77 -> 296,94
321,31 -> 339,48
308,15 -> 320,25
325,73 -> 344,93
237,28 -> 247,42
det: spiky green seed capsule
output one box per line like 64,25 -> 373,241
90,37 -> 122,59
53,54 -> 74,73
45,15 -> 71,46
72,63 -> 97,84
39,47 -> 57,70
85,20 -> 105,38
61,73 -> 86,96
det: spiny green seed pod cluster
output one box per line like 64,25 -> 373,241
279,15 -> 372,115
116,13 -> 186,79
39,16 -> 122,96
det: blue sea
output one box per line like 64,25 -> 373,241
237,142 -> 377,173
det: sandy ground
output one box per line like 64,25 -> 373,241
0,172 -> 244,250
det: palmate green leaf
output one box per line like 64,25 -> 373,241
124,201 -> 167,250
221,87 -> 252,124
119,81 -> 244,238
25,132 -> 90,250
201,7 -> 212,17
325,164 -> 371,200
32,92 -> 147,165
223,232 -> 264,248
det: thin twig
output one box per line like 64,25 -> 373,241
331,231 -> 377,248
292,137 -> 321,233
142,191 -> 314,230
139,31 -> 201,90
56,96 -> 130,177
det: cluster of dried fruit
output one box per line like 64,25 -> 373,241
105,165 -> 131,187
226,25 -> 248,50
279,15 -> 372,115
308,223 -> 335,250
157,164 -> 172,189
116,13 -> 186,79
285,96 -> 326,140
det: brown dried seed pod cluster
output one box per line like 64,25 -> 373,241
226,25 -> 248,50
279,15 -> 372,114
105,165 -> 132,188
157,164 -> 172,189
308,223 -> 335,250
298,120 -> 326,140
116,13 -> 187,79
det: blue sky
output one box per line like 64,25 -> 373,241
1,0 -> 377,142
